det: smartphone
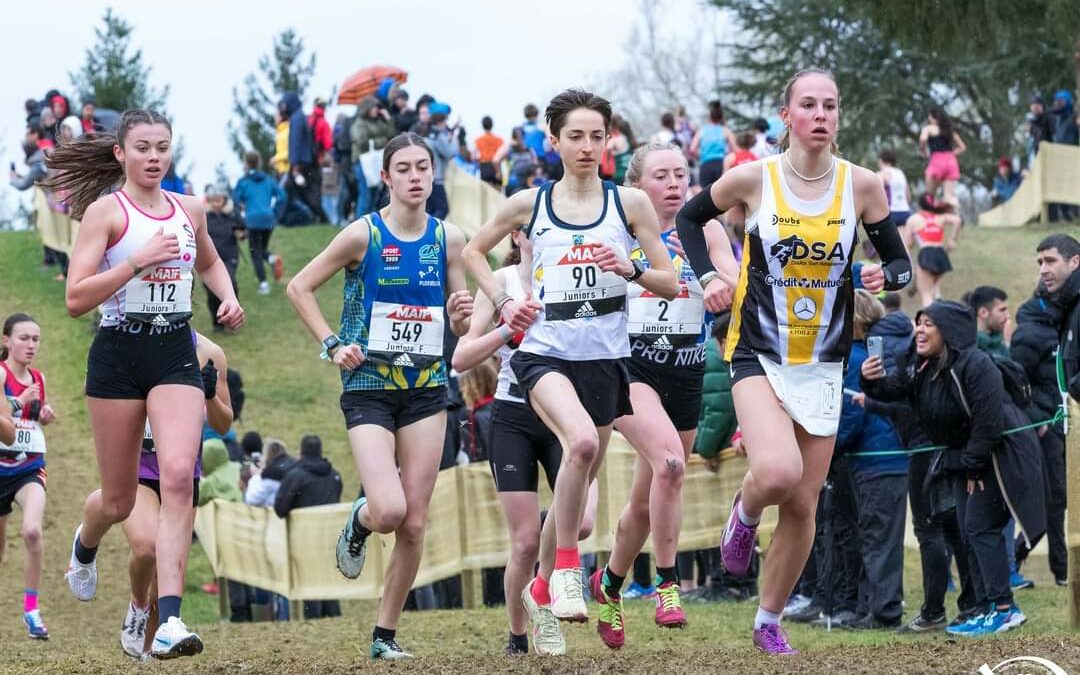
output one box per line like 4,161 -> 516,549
867,336 -> 884,362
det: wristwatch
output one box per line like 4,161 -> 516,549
624,258 -> 646,281
320,334 -> 341,361
698,271 -> 720,288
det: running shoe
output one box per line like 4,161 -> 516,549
336,497 -> 368,580
945,611 -> 987,636
371,636 -> 412,659
810,609 -> 858,629
896,612 -> 947,633
65,525 -> 97,602
784,594 -> 812,616
151,616 -> 203,659
506,636 -> 528,656
785,601 -> 824,623
257,281 -> 270,296
623,581 -> 657,599
721,490 -> 757,576
1056,577 -> 1068,587
521,579 -> 566,656
23,610 -> 48,640
120,602 -> 151,658
1009,572 -> 1035,590
270,254 -> 284,282
965,606 -> 1026,637
654,581 -> 687,628
549,568 -> 587,622
589,569 -> 625,649
848,613 -> 901,630
752,623 -> 798,655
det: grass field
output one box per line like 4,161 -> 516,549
0,222 -> 1078,674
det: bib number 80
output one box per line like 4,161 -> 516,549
15,429 -> 32,445
391,322 -> 423,342
148,283 -> 177,303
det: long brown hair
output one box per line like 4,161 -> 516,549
45,109 -> 172,219
778,68 -> 839,153
460,357 -> 499,409
1,313 -> 36,361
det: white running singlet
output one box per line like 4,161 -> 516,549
495,267 -> 528,404
883,167 -> 910,213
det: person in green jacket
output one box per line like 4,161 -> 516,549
198,439 -> 241,506
966,286 -> 1011,358
695,313 -> 738,466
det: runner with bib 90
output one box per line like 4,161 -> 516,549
47,109 -> 244,659
463,89 -> 679,644
288,132 -> 473,660
675,68 -> 910,655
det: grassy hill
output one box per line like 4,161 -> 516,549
0,223 -> 1078,674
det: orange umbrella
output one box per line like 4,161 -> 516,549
337,66 -> 408,105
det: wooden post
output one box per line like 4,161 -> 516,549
1068,400 -> 1080,629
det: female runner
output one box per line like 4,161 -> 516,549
590,143 -> 738,649
462,89 -> 678,633
48,109 -> 244,659
288,132 -> 473,660
918,106 -> 966,207
0,314 -> 57,639
907,194 -> 961,308
676,69 -> 910,654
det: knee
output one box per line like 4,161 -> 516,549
368,503 -> 407,534
654,456 -> 686,493
781,489 -> 819,523
566,431 -> 599,466
130,540 -> 156,569
101,493 -> 136,524
578,515 -> 595,541
395,517 -> 426,546
21,524 -> 42,549
624,497 -> 650,527
511,534 -> 540,564
754,467 -> 802,505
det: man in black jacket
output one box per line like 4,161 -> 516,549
274,435 -> 343,619
1038,234 -> 1080,398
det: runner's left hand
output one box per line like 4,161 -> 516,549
593,244 -> 632,278
448,290 -> 474,323
703,277 -> 734,313
201,360 -> 218,400
665,231 -> 685,259
217,299 -> 245,330
860,264 -> 885,293
39,404 -> 56,425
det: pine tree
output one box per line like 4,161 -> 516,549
227,29 -> 317,171
69,8 -> 169,112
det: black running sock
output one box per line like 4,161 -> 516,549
158,595 -> 182,622
656,566 -> 679,586
353,507 -> 372,539
509,632 -> 529,652
603,566 -> 626,597
74,536 -> 98,565
373,625 -> 396,642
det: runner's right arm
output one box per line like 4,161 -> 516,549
451,270 -> 512,372
286,221 -> 369,345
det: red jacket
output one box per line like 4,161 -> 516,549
309,107 -> 332,163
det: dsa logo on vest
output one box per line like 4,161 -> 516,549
769,235 -> 845,268
141,267 -> 182,283
387,305 -> 434,322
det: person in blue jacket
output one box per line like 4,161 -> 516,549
234,151 -> 286,295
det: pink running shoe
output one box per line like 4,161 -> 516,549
753,624 -> 798,655
720,490 -> 757,576
589,569 -> 625,649
654,581 -> 687,628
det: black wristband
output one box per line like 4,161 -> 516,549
675,189 -> 724,280
864,215 -> 912,291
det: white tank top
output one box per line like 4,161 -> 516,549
99,191 -> 198,327
495,267 -> 528,403
884,167 -> 910,213
520,181 -> 634,361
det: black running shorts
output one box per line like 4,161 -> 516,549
138,477 -> 201,508
510,352 -> 632,427
340,387 -> 448,433
85,323 -> 202,399
625,358 -> 704,431
0,467 -> 46,517
917,247 -> 952,275
489,399 -> 562,493
729,346 -> 767,386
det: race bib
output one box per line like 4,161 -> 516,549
124,265 -> 193,325
367,302 -> 445,368
540,244 -> 626,321
627,281 -> 704,348
0,418 -> 46,457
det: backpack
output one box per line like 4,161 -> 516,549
227,368 -> 245,421
988,352 -> 1032,409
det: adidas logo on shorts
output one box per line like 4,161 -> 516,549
393,353 -> 415,368
575,301 -> 597,318
654,335 -> 673,351
151,314 -> 169,327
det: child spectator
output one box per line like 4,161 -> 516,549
203,185 -> 245,332
233,151 -> 286,296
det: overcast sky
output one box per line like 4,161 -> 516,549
3,0 -> 703,205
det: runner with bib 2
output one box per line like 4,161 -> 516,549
288,132 -> 473,661
463,90 -> 678,649
48,109 -> 244,660
591,143 -> 738,650
0,314 -> 58,639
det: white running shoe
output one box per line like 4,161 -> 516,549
257,281 -> 271,295
549,568 -> 587,623
151,616 -> 203,660
64,525 -> 97,602
120,602 -> 151,658
521,580 -> 566,656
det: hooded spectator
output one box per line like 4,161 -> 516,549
350,96 -> 396,217
281,91 -> 328,222
390,88 -> 417,135
198,439 -> 242,505
309,97 -> 333,166
1050,90 -> 1078,145
273,435 -> 341,518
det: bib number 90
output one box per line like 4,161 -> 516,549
390,322 -> 423,342
571,266 -> 598,288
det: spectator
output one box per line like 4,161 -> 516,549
308,98 -> 333,167
25,98 -> 41,132
282,91 -> 327,223
990,158 -> 1021,205
690,100 -> 736,188
672,104 -> 696,155
1050,90 -> 1078,145
607,115 -> 636,184
198,439 -> 242,505
837,291 -> 906,630
390,88 -> 417,135
203,185 -> 245,332
965,286 -> 1011,357
495,127 -> 537,197
160,164 -> 188,194
457,358 -> 497,463
650,112 -> 678,145
244,438 -> 296,507
240,431 -> 263,465
350,96 -> 396,218
36,109 -> 56,148
519,103 -> 546,160
331,113 -> 356,223
750,117 -> 776,158
10,139 -> 67,279
58,116 -> 82,144
270,109 -> 290,177
473,116 -> 504,188
273,435 -> 343,619
80,97 -> 103,134
424,102 -> 457,219
1010,278 -> 1068,586
409,94 -> 434,136
1025,95 -> 1054,169
723,131 -> 757,173
234,151 -> 287,295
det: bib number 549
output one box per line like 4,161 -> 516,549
391,322 -> 422,342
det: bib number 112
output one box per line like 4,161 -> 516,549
148,283 -> 177,303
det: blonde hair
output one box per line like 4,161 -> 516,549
262,437 -> 289,462
778,68 -> 840,154
459,357 -> 499,409
853,289 -> 886,334
624,142 -> 687,186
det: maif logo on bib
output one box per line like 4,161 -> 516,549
387,306 -> 434,322
142,267 -> 182,283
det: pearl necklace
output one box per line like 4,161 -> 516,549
783,151 -> 835,182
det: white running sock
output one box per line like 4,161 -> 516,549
755,606 -> 781,629
738,501 -> 761,527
